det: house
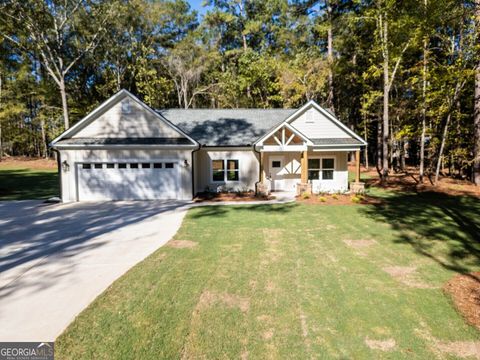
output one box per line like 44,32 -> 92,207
51,89 -> 367,202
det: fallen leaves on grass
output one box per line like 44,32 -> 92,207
444,272 -> 480,330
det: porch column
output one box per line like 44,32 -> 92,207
301,150 -> 308,183
355,150 -> 360,182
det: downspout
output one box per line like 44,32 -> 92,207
191,143 -> 202,198
51,147 -> 62,201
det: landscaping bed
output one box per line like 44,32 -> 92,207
194,191 -> 275,202
444,272 -> 480,330
297,192 -> 383,205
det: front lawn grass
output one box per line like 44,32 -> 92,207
57,192 -> 480,359
0,166 -> 58,200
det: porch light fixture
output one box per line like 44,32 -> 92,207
184,159 -> 189,167
62,160 -> 70,172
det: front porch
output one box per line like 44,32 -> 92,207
257,150 -> 363,196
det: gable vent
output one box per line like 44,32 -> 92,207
121,101 -> 131,114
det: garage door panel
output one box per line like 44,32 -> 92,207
77,162 -> 180,200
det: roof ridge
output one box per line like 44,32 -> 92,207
156,108 -> 296,111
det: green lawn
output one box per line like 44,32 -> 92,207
56,192 -> 480,359
0,166 -> 58,200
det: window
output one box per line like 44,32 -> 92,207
272,160 -> 281,168
153,163 -> 162,169
106,163 -> 115,169
118,163 -> 127,169
226,160 -> 239,181
94,163 -> 103,169
141,163 -> 151,169
212,160 -> 224,181
212,159 -> 239,182
308,159 -> 320,180
82,163 -> 91,169
322,158 -> 334,180
130,163 -> 138,169
308,158 -> 334,181
165,162 -> 174,169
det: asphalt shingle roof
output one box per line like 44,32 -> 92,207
158,109 -> 296,146
310,138 -> 363,145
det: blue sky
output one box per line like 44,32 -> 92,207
188,0 -> 211,17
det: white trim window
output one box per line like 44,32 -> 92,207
212,159 -> 239,182
308,157 -> 335,181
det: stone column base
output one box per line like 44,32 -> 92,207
297,183 -> 312,196
256,182 -> 270,196
350,182 -> 365,194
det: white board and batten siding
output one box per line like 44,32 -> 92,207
194,149 -> 259,193
72,97 -> 182,139
290,108 -> 351,139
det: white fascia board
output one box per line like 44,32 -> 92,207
50,89 -> 199,147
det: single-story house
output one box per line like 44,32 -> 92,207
51,89 -> 367,202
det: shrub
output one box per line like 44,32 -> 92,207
350,195 -> 363,203
332,194 -> 339,200
318,196 -> 327,202
302,192 -> 310,199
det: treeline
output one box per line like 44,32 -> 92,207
0,0 -> 479,184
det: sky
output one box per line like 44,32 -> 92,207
187,0 -> 211,17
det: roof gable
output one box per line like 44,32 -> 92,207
51,90 -> 197,146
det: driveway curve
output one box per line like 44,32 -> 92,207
0,200 -> 189,341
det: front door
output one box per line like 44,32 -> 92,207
270,156 -> 284,191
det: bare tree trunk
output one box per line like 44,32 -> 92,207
435,112 -> 451,184
326,1 -> 335,113
419,0 -> 428,183
381,14 -> 390,182
376,119 -> 382,175
40,118 -> 48,158
59,76 -> 69,129
474,0 -> 480,185
364,118 -> 369,170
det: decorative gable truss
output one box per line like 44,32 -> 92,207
255,122 -> 313,151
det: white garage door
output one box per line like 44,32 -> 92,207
77,161 -> 180,200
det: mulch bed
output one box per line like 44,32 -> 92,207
194,192 -> 275,203
297,193 -> 383,205
443,272 -> 480,330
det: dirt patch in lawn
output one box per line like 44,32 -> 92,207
197,290 -> 250,313
167,240 -> 198,249
194,191 -> 274,202
0,156 -> 56,170
383,266 -> 435,289
365,337 -> 396,351
444,272 -> 480,330
297,193 -> 383,205
344,239 -> 377,249
416,327 -> 480,359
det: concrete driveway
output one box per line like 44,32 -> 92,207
0,200 -> 189,341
